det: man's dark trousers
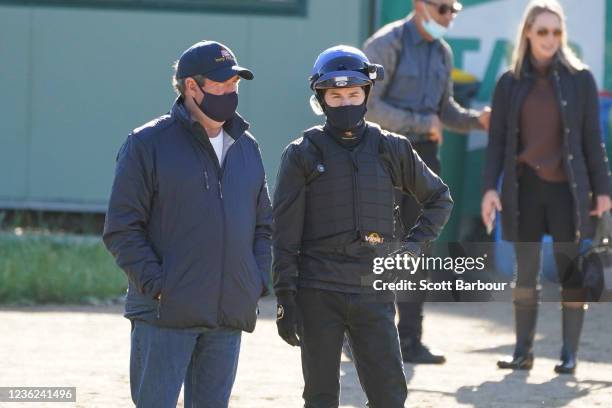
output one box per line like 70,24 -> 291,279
297,288 -> 407,408
396,141 -> 441,343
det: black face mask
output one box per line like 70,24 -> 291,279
194,89 -> 238,122
324,103 -> 367,131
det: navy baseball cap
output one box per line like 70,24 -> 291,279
176,40 -> 254,82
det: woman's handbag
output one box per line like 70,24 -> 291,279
578,212 -> 612,301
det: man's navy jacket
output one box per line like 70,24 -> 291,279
103,99 -> 272,332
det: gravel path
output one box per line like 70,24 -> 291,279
1,300 -> 610,407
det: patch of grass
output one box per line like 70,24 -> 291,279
0,232 -> 126,304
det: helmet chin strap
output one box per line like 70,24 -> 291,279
364,84 -> 372,101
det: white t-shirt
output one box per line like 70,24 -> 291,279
209,130 -> 224,164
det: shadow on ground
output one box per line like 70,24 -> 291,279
456,371 -> 612,407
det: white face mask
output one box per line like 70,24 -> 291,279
422,5 -> 452,40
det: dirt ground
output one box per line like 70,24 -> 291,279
0,299 -> 611,408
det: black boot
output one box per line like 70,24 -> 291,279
401,337 -> 446,364
554,303 -> 585,375
398,303 -> 445,364
497,288 -> 538,370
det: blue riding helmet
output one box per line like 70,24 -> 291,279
309,45 -> 384,90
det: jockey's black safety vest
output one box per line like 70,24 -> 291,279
301,125 -> 396,245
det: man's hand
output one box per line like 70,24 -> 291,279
154,293 -> 161,301
478,107 -> 491,132
276,292 -> 301,347
428,115 -> 443,145
481,189 -> 502,232
590,194 -> 612,217
384,243 -> 421,281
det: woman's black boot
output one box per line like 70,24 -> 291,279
497,287 -> 538,370
554,302 -> 585,375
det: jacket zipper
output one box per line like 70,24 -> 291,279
350,153 -> 361,233
193,128 -> 239,324
215,141 -> 238,323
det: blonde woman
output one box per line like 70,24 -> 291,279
481,0 -> 611,374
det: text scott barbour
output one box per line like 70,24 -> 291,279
371,253 -> 509,292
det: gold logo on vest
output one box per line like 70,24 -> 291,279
364,232 -> 384,245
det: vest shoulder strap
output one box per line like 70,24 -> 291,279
301,127 -> 326,185
375,127 -> 401,191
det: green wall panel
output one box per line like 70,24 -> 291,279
607,0 -> 612,90
0,7 -> 30,200
27,7 -> 250,204
0,0 -> 307,16
2,0 -> 609,212
0,0 -> 368,211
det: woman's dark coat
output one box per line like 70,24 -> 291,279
483,58 -> 611,242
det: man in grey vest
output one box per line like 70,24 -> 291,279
364,0 -> 490,364
273,45 -> 453,408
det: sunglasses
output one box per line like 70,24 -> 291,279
421,0 -> 463,15
536,27 -> 563,38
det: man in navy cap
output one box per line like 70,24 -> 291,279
103,40 -> 272,408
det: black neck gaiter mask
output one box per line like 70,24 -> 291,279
324,103 -> 367,133
318,86 -> 370,149
324,108 -> 367,150
194,90 -> 238,122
